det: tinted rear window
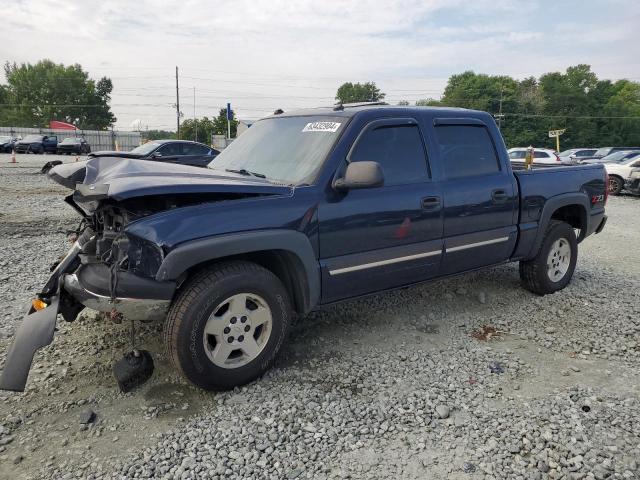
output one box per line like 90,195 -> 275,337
434,125 -> 500,179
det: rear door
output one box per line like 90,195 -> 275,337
319,117 -> 443,302
180,143 -> 213,167
432,118 -> 518,275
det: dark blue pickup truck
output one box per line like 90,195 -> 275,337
1,104 -> 608,392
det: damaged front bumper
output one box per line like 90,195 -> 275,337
0,236 -> 175,392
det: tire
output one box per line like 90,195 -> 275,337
164,260 -> 292,390
519,220 -> 577,295
608,175 -> 623,196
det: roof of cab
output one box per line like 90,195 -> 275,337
272,104 -> 486,119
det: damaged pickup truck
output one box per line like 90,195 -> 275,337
0,104 -> 608,392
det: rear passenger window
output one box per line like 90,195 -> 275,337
350,124 -> 428,185
434,125 -> 500,179
533,151 -> 550,158
183,143 -> 210,155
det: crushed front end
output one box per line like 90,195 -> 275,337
0,196 -> 176,392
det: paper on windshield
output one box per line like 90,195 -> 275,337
302,122 -> 342,133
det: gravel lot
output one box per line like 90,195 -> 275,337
0,153 -> 639,480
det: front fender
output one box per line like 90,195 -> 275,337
155,229 -> 320,313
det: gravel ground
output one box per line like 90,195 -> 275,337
0,153 -> 639,479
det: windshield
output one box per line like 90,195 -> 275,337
23,135 -> 43,142
620,154 -> 640,164
130,141 -> 161,155
594,147 -> 611,157
209,116 -> 346,185
558,149 -> 576,156
600,151 -> 631,163
0,136 -> 11,142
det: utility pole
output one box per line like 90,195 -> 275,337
193,86 -> 197,143
496,84 -> 504,129
175,66 -> 180,138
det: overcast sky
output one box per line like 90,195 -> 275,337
1,0 -> 639,130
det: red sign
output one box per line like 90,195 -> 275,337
49,120 -> 77,130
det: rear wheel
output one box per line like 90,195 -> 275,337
608,175 -> 623,195
519,220 -> 577,295
164,261 -> 292,390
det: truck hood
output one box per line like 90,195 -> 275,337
48,157 -> 292,208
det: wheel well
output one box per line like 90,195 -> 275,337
178,250 -> 310,315
551,204 -> 587,240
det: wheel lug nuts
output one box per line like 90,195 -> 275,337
228,336 -> 234,343
224,327 -> 231,334
244,325 -> 250,332
230,317 -> 237,324
238,335 -> 244,342
241,316 -> 247,323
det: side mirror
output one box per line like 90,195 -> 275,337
334,161 -> 384,190
151,151 -> 162,158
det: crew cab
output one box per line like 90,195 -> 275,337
0,104 -> 608,392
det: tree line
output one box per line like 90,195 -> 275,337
336,65 -> 640,149
0,60 -> 115,129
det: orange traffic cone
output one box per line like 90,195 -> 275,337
9,149 -> 17,164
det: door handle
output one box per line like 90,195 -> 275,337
421,196 -> 441,210
491,190 -> 509,204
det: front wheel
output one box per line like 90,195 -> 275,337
519,220 -> 577,295
164,261 -> 292,390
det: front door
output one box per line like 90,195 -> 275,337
319,118 -> 443,303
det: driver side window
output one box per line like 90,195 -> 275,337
349,123 -> 429,186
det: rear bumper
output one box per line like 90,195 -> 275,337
595,215 -> 607,234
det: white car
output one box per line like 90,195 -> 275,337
508,148 -> 561,165
604,153 -> 640,195
557,148 -> 597,164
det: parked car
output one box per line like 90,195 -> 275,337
579,146 -> 640,162
0,135 -> 19,153
0,105 -> 608,393
602,154 -> 640,194
625,168 -> 640,195
508,147 -> 561,164
580,150 -> 640,165
57,137 -> 91,155
557,148 -> 597,164
14,134 -> 58,154
88,140 -> 219,168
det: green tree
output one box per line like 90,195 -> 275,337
415,98 -> 442,106
429,66 -> 640,149
335,82 -> 385,103
142,129 -> 176,141
0,59 -> 116,129
179,109 -> 239,143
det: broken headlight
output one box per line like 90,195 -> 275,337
112,234 -> 164,278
